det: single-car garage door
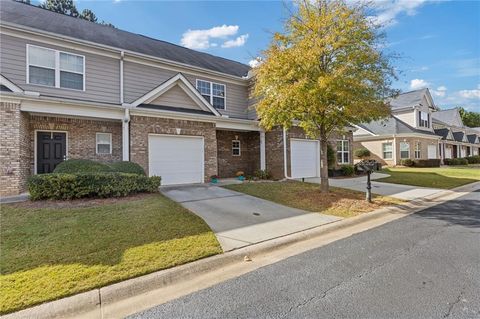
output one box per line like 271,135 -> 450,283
148,134 -> 204,185
290,139 -> 319,178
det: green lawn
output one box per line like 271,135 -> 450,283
0,194 -> 221,314
377,166 -> 480,189
224,181 -> 403,218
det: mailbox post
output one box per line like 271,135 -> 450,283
357,161 -> 375,203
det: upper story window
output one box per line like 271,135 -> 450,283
336,140 -> 349,164
196,80 -> 226,110
419,111 -> 429,128
27,45 -> 85,91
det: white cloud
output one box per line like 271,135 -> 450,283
180,25 -> 247,50
459,86 -> 480,99
370,0 -> 430,27
248,58 -> 262,68
221,34 -> 249,48
432,86 -> 447,97
409,79 -> 430,90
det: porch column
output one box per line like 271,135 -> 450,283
260,130 -> 266,170
122,108 -> 130,161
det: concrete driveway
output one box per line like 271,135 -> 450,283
305,172 -> 444,200
161,185 -> 340,251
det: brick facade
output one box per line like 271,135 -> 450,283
0,102 -> 31,196
216,130 -> 260,177
29,115 -> 122,165
129,115 -> 217,181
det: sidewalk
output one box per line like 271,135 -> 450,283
305,172 -> 444,200
6,181 -> 479,319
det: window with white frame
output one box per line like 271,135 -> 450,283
419,111 -> 429,128
96,133 -> 112,154
232,140 -> 241,156
382,143 -> 393,159
400,142 -> 410,159
414,141 -> 421,159
336,140 -> 349,164
27,44 -> 84,90
196,80 -> 225,109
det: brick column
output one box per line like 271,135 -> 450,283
0,102 -> 31,196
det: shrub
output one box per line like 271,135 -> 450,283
444,158 -> 469,166
108,161 -> 146,175
254,169 -> 271,180
354,148 -> 371,159
327,144 -> 336,169
413,159 -> 441,167
465,155 -> 480,164
457,158 -> 469,165
54,159 -> 112,174
341,164 -> 355,176
28,173 -> 161,200
401,159 -> 414,167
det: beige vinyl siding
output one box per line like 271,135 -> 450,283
393,111 -> 416,128
124,61 -> 250,119
0,34 -> 120,104
149,85 -> 201,110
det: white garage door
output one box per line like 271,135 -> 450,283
148,135 -> 204,185
290,139 -> 319,178
427,144 -> 437,159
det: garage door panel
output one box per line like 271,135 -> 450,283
148,135 -> 204,185
291,139 -> 319,178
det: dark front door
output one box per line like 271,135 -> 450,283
37,131 -> 66,173
452,145 -> 458,158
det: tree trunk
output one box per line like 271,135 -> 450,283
320,136 -> 329,193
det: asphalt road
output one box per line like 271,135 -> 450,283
128,191 -> 480,319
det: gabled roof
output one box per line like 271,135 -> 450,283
1,1 -> 251,78
0,74 -> 24,93
357,116 -> 436,136
452,131 -> 468,143
431,108 -> 464,128
467,134 -> 479,144
434,128 -> 454,140
388,88 -> 435,110
130,73 -> 221,116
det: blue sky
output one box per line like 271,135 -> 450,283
42,0 -> 480,111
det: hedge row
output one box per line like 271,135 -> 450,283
29,173 -> 161,200
400,159 -> 441,167
54,159 -> 146,175
444,158 -> 469,166
465,155 -> 480,164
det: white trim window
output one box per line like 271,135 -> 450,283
96,133 -> 112,154
400,142 -> 410,159
232,140 -> 241,156
419,111 -> 429,128
382,142 -> 393,159
27,44 -> 85,91
414,141 -> 421,159
336,140 -> 349,164
196,79 -> 226,110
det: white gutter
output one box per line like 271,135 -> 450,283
393,134 -> 397,165
122,108 -> 130,161
120,51 -> 124,105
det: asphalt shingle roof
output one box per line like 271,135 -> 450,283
434,128 -> 451,140
0,1 -> 251,78
452,131 -> 465,142
431,108 -> 463,127
387,89 -> 428,110
357,116 -> 436,136
467,134 -> 478,144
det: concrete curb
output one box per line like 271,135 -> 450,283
3,181 -> 479,319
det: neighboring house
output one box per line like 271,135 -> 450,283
353,88 -> 480,165
0,1 -> 353,196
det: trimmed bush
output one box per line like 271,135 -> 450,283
54,159 -> 112,174
444,158 -> 469,166
401,159 -> 414,167
254,169 -> 271,180
413,159 -> 441,167
28,173 -> 161,200
108,161 -> 146,175
341,164 -> 355,176
354,148 -> 371,159
465,155 -> 480,164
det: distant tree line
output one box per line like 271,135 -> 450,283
459,107 -> 480,128
16,0 -> 115,27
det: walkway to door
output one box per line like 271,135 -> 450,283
161,185 -> 340,251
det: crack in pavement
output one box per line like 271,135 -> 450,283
443,288 -> 466,318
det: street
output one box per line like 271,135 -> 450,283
128,191 -> 480,319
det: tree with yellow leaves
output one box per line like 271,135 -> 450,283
252,0 -> 397,192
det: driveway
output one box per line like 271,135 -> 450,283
305,173 -> 444,200
161,185 -> 340,251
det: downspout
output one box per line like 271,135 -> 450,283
283,127 -> 293,179
120,51 -> 125,105
122,108 -> 130,161
393,134 -> 397,166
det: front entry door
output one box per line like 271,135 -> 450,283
37,132 -> 66,173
